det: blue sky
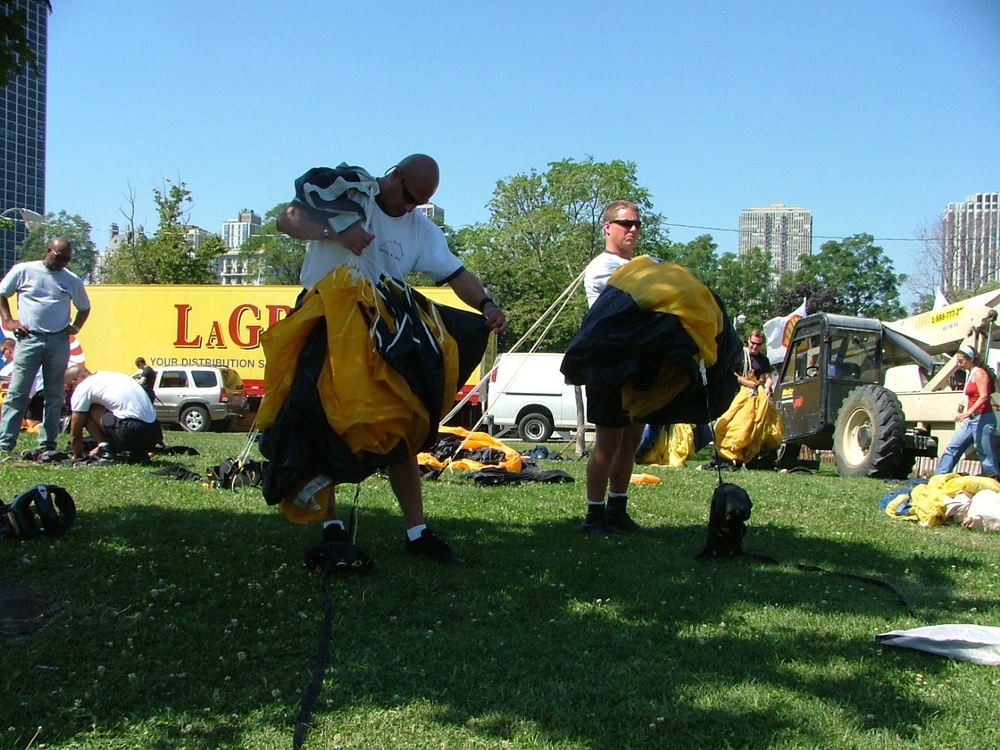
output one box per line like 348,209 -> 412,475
45,0 -> 999,302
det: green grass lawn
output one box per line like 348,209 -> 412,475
2,432 -> 999,750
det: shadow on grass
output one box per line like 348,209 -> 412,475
5,474 -> 997,750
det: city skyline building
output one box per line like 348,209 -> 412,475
216,208 -> 262,285
221,209 -> 261,250
738,203 -> 813,275
1,0 -> 48,275
945,192 -> 1000,292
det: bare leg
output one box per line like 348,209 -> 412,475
388,456 -> 425,528
586,424 -> 625,502
84,405 -> 110,444
608,421 -> 645,494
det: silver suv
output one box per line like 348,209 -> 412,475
152,366 -> 248,432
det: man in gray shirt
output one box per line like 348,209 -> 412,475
0,237 -> 91,456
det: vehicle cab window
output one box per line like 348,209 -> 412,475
192,370 -> 218,388
159,370 -> 188,388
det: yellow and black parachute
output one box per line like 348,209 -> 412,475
560,256 -> 741,425
256,268 -> 489,522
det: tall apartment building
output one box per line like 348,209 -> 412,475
185,225 -> 214,252
739,204 -> 813,275
222,209 -> 261,250
1,0 -> 48,275
216,209 -> 262,285
945,192 -> 1000,292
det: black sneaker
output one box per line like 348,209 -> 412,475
305,523 -> 375,575
605,511 -> 646,533
581,516 -> 618,537
406,528 -> 460,564
606,497 -> 647,532
321,523 -> 350,544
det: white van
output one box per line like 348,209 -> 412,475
485,353 -> 586,441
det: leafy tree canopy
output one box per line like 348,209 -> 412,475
457,157 -> 667,351
238,203 -> 306,285
780,233 -> 906,320
101,181 -> 221,284
18,211 -> 97,281
661,237 -> 778,338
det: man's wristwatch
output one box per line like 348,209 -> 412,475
478,297 -> 495,312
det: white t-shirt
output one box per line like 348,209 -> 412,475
71,371 -> 157,423
0,261 -> 90,333
584,252 -> 631,307
299,195 -> 462,290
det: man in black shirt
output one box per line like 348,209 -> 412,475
134,357 -> 156,402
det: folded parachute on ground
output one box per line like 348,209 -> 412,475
417,426 -> 523,474
560,256 -> 741,425
256,268 -> 489,523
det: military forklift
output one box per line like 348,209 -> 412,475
771,297 -> 1000,478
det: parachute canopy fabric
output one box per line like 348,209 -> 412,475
256,268 -> 489,522
877,624 -> 1000,665
417,426 -> 523,474
636,424 -> 696,468
713,388 -> 784,465
560,256 -> 741,425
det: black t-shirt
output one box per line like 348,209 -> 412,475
138,365 -> 156,399
746,349 -> 771,381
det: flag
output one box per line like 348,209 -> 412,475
933,287 -> 949,310
763,298 -> 806,365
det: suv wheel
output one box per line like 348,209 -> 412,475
180,404 -> 211,433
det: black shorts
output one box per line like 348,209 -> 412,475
100,413 -> 163,454
585,383 -> 631,428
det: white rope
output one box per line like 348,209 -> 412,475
435,269 -> 587,470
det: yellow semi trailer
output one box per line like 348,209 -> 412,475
26,285 -> 484,406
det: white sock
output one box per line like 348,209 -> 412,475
406,524 -> 427,542
323,520 -> 345,530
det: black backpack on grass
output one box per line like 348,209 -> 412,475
0,485 -> 76,540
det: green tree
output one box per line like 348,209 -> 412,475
665,234 -> 719,282
18,210 -> 97,281
713,247 -> 778,337
775,280 -> 839,316
238,203 -> 306,285
102,180 -> 221,284
0,0 -> 50,84
782,233 -> 905,320
458,157 -> 667,352
660,236 -> 777,337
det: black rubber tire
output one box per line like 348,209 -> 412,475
833,385 -> 905,478
774,442 -> 801,470
179,404 -> 211,433
517,412 -> 554,442
891,452 -> 917,481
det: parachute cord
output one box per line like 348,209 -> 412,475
346,484 -> 362,544
292,571 -> 335,750
694,357 -> 724,489
437,270 -> 586,469
292,484 -> 363,749
440,269 -> 584,430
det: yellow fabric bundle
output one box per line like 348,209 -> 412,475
258,267 -> 459,457
610,257 -> 727,419
713,388 -> 784,464
416,426 -> 523,473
